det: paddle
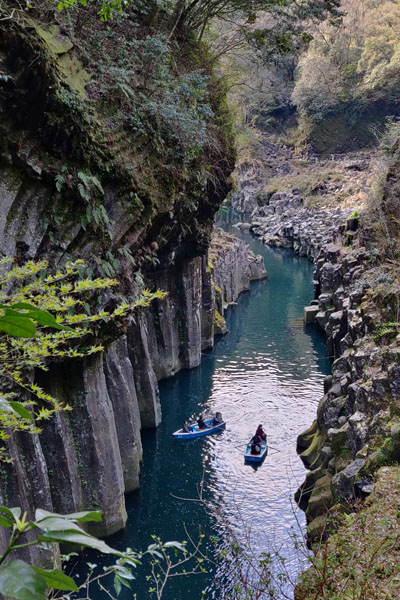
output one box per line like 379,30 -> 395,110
268,445 -> 281,452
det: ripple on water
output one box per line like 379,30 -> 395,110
83,236 -> 331,600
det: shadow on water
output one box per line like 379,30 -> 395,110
79,214 -> 331,600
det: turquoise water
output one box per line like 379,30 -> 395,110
81,228 -> 330,599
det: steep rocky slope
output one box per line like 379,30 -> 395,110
0,4 -> 268,564
232,131 -> 400,593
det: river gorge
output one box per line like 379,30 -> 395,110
79,219 -> 331,599
2,3 -> 400,599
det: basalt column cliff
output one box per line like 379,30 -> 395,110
0,4 -> 269,562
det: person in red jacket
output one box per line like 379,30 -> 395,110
255,424 -> 266,441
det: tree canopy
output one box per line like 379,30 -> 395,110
292,0 -> 400,120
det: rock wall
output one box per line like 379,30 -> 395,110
231,151 -> 400,543
249,195 -> 349,261
296,239 -> 400,541
210,230 -> 267,306
253,199 -> 400,543
0,11 -> 237,560
1,233 -> 266,561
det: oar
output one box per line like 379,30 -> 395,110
268,445 -> 281,452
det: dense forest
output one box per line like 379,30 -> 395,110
229,0 -> 400,152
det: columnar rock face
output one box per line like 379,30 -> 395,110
37,356 -> 127,538
0,430 -> 53,566
249,198 -> 348,261
104,336 -> 142,492
145,256 -> 215,378
127,314 -> 162,430
2,233 -> 266,555
210,230 -> 267,305
294,238 -> 400,541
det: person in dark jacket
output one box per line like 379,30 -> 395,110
251,439 -> 261,454
197,414 -> 208,429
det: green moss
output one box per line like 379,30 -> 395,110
299,429 -> 326,469
35,24 -> 73,55
214,309 -> 226,331
306,514 -> 329,543
299,419 -> 318,444
306,474 -> 333,520
296,467 -> 400,599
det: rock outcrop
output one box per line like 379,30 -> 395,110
249,196 -> 348,261
210,230 -> 267,305
296,240 -> 400,540
230,137 -> 400,545
1,232 -> 266,559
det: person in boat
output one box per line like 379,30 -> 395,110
182,420 -> 192,433
251,438 -> 261,455
212,411 -> 223,425
255,424 -> 266,441
197,414 -> 208,429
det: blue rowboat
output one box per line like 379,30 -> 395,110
244,437 -> 268,463
172,419 -> 226,439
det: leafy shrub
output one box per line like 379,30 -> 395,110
90,33 -> 213,161
380,117 -> 400,157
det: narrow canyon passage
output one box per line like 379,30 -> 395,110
86,223 -> 331,599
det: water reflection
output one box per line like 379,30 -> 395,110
85,225 -> 330,600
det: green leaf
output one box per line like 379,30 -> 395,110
0,506 -> 14,527
163,541 -> 187,551
10,303 -> 73,332
35,517 -> 86,533
8,402 -> 33,422
0,515 -> 12,527
0,396 -> 17,415
112,565 -> 135,581
0,506 -> 21,523
0,315 -> 36,338
57,1 -> 64,11
35,508 -> 102,523
31,567 -> 78,592
114,575 -> 122,596
91,176 -> 104,195
0,560 -> 47,600
37,531 -> 119,554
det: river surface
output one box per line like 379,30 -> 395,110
83,224 -> 331,599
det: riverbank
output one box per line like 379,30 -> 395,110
99,221 -> 330,600
231,133 -> 400,596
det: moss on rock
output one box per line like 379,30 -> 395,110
299,428 -> 327,470
296,467 -> 400,599
305,473 -> 333,521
